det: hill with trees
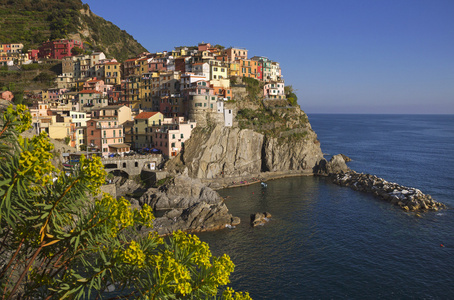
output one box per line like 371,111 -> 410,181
0,0 -> 147,62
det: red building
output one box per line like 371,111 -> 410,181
38,39 -> 84,60
148,58 -> 168,72
256,61 -> 263,81
27,49 -> 39,61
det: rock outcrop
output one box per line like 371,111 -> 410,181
139,175 -> 222,210
331,171 -> 446,211
167,124 -> 325,179
314,154 -> 350,175
150,201 -> 237,236
250,212 -> 272,227
138,175 -> 238,235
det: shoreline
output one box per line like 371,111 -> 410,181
200,170 -> 316,190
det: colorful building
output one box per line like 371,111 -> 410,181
133,111 -> 164,149
153,117 -> 197,157
86,119 -> 128,157
38,39 -> 83,60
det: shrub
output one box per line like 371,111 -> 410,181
0,105 -> 251,299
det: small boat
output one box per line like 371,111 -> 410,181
261,182 -> 267,188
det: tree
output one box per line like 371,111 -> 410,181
71,47 -> 84,56
0,105 -> 251,299
285,85 -> 298,106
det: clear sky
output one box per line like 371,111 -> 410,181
83,0 -> 454,114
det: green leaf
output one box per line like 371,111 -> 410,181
40,212 -> 49,219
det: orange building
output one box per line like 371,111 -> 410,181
239,59 -> 258,79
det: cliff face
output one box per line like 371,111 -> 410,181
180,126 -> 265,179
168,122 -> 324,179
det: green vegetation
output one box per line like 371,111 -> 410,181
237,106 -> 309,139
285,85 -> 298,106
0,0 -> 147,61
0,62 -> 61,105
155,176 -> 173,188
0,105 -> 251,299
242,77 -> 264,103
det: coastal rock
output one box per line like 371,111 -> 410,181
250,212 -> 272,227
139,175 -> 222,210
340,154 -> 352,162
327,154 -> 349,174
149,201 -> 235,236
330,170 -> 446,211
314,154 -> 350,175
137,174 -> 238,235
167,123 -> 325,179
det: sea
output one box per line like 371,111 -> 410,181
198,114 -> 454,299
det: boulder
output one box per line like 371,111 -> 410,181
139,175 -> 222,210
326,154 -> 349,174
149,201 -> 234,236
340,154 -> 352,162
250,212 -> 272,227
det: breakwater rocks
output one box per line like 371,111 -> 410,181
331,171 -> 446,211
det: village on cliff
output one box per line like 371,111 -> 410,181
0,40 -> 287,159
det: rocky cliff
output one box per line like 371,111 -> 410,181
167,111 -> 326,180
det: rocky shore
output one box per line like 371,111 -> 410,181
138,175 -> 240,236
330,170 -> 446,211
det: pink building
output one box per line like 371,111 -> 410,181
153,117 -> 196,157
83,79 -> 108,95
0,91 -> 14,101
86,119 -> 128,157
263,82 -> 286,99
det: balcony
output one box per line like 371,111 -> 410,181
189,92 -> 211,96
96,124 -> 123,129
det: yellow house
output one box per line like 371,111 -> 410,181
210,63 -> 228,80
136,58 -> 149,76
41,90 -> 50,102
133,111 -> 164,149
228,62 -> 240,77
103,62 -> 121,85
139,73 -> 153,111
36,115 -> 72,140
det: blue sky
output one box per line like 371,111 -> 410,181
83,0 -> 454,114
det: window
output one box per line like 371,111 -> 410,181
180,134 -> 184,138
172,134 -> 175,139
171,142 -> 175,147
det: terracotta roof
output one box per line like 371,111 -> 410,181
79,90 -> 102,94
86,79 -> 101,83
124,58 -> 137,62
134,112 -> 160,120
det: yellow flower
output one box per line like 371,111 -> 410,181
115,241 -> 146,268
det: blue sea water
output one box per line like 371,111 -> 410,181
198,114 -> 454,299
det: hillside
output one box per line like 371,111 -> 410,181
0,0 -> 147,61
